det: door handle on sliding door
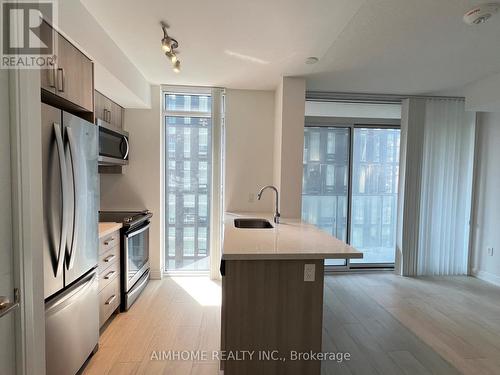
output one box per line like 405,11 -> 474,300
54,123 -> 69,277
66,127 -> 79,270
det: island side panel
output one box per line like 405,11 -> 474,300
221,259 -> 324,375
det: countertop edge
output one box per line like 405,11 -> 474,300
222,253 -> 363,261
98,222 -> 123,239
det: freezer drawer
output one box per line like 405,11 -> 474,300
45,270 -> 99,375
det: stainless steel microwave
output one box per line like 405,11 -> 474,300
97,119 -> 129,166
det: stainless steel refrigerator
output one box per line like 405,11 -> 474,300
42,103 -> 99,375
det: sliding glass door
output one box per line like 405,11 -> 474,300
302,127 -> 349,266
302,125 -> 400,268
350,128 -> 400,264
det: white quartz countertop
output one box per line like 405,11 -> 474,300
222,212 -> 363,260
98,222 -> 123,239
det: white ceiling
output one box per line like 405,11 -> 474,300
81,0 -> 500,94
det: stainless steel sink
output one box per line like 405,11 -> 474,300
234,218 -> 273,229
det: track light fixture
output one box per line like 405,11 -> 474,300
160,21 -> 180,72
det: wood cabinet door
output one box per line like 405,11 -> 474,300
56,34 -> 93,112
94,90 -> 106,123
103,96 -> 113,123
39,21 -> 56,94
111,101 -> 123,129
95,91 -> 123,128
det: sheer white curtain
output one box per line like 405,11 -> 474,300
417,99 -> 475,275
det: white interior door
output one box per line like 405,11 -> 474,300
0,70 -> 18,374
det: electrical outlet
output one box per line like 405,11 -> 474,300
488,247 -> 494,256
248,193 -> 255,203
304,264 -> 315,282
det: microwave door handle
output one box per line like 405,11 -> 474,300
123,136 -> 129,160
66,127 -> 80,270
53,123 -> 69,278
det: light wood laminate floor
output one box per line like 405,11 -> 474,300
82,274 -> 500,375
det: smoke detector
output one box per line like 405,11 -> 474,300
305,57 -> 319,65
463,3 -> 499,25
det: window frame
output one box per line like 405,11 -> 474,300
304,116 -> 401,272
162,89 -> 213,273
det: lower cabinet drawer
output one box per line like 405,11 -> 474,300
99,230 -> 120,254
99,277 -> 120,327
98,245 -> 119,271
98,262 -> 119,292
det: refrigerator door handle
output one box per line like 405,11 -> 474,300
53,123 -> 69,277
66,126 -> 80,271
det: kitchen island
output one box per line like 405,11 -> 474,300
220,212 -> 362,375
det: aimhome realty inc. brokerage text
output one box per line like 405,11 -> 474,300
150,350 -> 352,363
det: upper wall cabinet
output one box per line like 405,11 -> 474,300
95,90 -> 124,129
40,21 -> 94,113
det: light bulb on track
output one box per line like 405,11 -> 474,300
161,37 -> 172,52
173,60 -> 181,73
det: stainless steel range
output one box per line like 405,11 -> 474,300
99,210 -> 152,311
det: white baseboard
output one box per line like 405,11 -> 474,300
472,268 -> 500,287
149,268 -> 163,280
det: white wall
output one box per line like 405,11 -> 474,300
465,72 -> 500,113
100,86 -> 163,278
224,89 -> 275,212
274,77 -> 306,218
471,112 -> 500,285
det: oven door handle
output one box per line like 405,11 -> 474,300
125,223 -> 150,239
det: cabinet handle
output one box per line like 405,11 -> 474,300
104,270 -> 116,280
104,295 -> 116,305
49,60 -> 56,88
57,68 -> 65,92
104,237 -> 115,246
103,254 -> 116,263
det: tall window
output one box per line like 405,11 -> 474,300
164,91 -> 212,271
302,124 -> 400,267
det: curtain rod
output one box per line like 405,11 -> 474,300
306,91 -> 465,103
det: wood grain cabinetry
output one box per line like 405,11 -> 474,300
40,21 -> 94,113
98,229 -> 121,328
56,34 -> 93,111
95,90 -> 124,129
221,259 -> 324,375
